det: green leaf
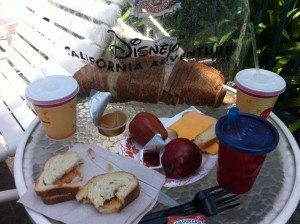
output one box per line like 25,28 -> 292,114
122,10 -> 131,21
208,36 -> 218,42
282,76 -> 300,85
218,31 -> 234,45
289,119 -> 300,133
258,23 -> 267,29
282,29 -> 290,41
287,98 -> 300,107
267,10 -> 275,25
292,10 -> 300,20
277,42 -> 300,57
287,8 -> 299,18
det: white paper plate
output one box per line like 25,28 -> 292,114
119,109 -> 218,188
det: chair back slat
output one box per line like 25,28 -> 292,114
51,0 -> 122,27
11,28 -> 86,78
21,7 -> 105,64
6,46 -> 39,83
25,0 -> 112,48
0,98 -> 24,153
0,71 -> 36,129
0,0 -> 122,158
0,60 -> 28,98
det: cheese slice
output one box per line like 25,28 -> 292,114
200,142 -> 219,155
168,110 -> 214,140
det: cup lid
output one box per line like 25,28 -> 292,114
234,68 -> 286,97
25,75 -> 79,106
216,107 -> 279,155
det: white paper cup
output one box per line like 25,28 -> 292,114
25,75 -> 79,140
234,69 -> 286,119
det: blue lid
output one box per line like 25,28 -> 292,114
215,107 -> 279,155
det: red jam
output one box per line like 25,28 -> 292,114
143,151 -> 160,167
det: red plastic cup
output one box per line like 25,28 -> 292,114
215,107 -> 279,194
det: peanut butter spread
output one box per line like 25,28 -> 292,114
98,111 -> 126,128
54,167 -> 82,186
97,111 -> 127,137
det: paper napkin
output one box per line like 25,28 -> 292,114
18,143 -> 165,224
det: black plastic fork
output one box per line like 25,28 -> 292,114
138,185 -> 241,224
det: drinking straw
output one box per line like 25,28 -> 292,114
250,22 -> 260,75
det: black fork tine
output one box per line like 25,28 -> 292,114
216,194 -> 240,206
217,202 -> 242,214
197,185 -> 227,200
210,188 -> 232,199
138,185 -> 241,223
205,184 -> 225,193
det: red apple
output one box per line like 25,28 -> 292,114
162,138 -> 202,179
129,112 -> 168,146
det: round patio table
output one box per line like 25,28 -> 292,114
14,94 -> 300,224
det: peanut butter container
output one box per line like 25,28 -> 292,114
97,109 -> 128,137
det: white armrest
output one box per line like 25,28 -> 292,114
0,139 -> 9,162
0,3 -> 20,42
0,189 -> 19,203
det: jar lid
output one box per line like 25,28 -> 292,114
25,75 -> 79,106
234,69 -> 286,97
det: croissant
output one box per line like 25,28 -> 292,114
74,56 -> 226,106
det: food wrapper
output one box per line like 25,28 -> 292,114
140,134 -> 167,168
18,144 -> 165,224
168,215 -> 206,224
89,90 -> 112,126
71,0 -> 247,106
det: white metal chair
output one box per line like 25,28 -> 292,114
0,0 -> 124,202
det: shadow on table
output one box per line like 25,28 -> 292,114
0,159 -> 31,224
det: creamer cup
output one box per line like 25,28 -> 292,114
234,68 -> 286,118
25,75 -> 79,140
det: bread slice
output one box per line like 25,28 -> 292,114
116,56 -> 165,103
76,171 -> 140,213
194,117 -> 217,149
41,192 -> 78,205
73,63 -> 97,96
35,152 -> 83,203
73,56 -> 226,106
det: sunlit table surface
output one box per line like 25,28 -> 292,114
14,97 -> 300,224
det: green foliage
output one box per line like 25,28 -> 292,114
121,0 -> 250,79
121,0 -> 300,134
247,0 -> 300,134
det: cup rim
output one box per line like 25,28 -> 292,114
97,109 -> 128,131
234,68 -> 286,97
25,75 -> 79,106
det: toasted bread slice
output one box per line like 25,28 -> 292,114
41,192 -> 77,205
194,118 -> 217,149
35,152 -> 83,202
76,171 -> 140,213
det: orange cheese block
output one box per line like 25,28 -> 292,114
167,110 -> 214,140
201,142 -> 219,154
